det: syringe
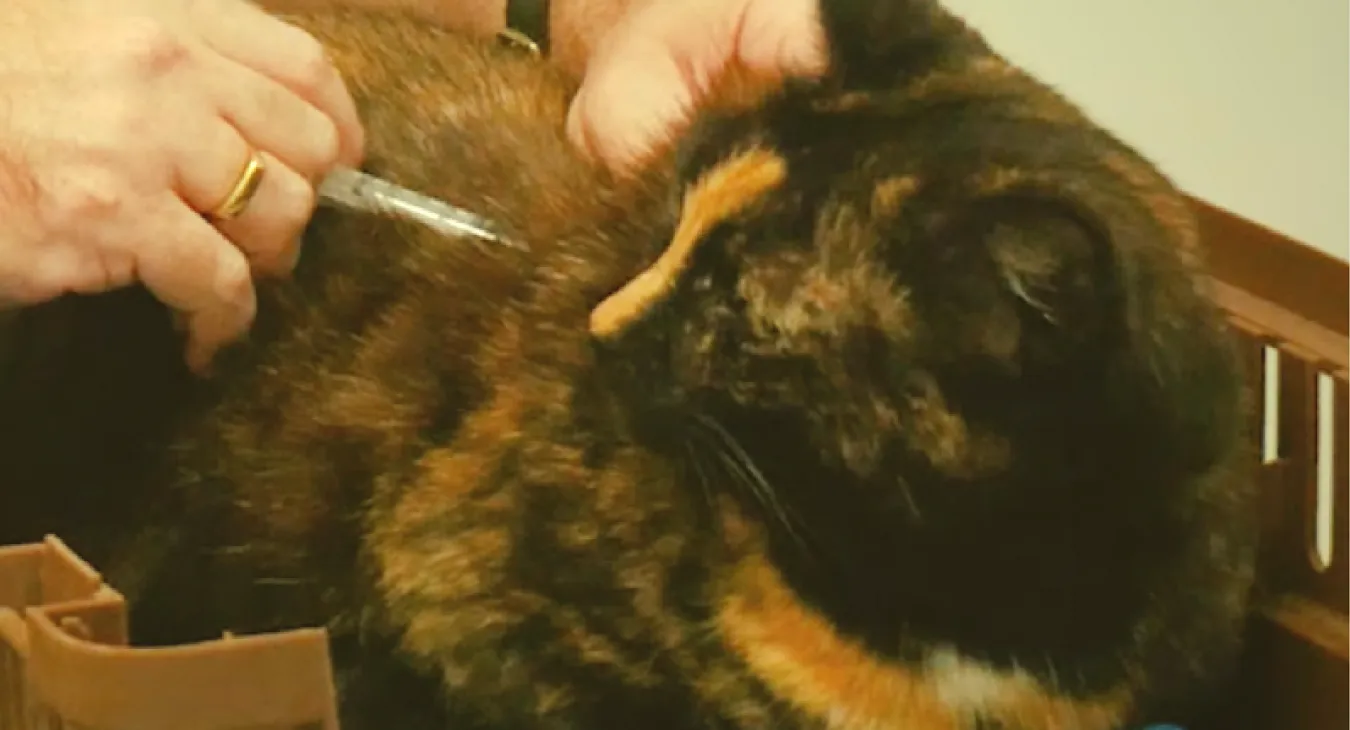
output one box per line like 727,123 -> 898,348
316,167 -> 525,251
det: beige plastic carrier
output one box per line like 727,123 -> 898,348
0,536 -> 339,729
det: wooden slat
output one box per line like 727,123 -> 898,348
1247,612 -> 1350,730
1331,378 -> 1348,596
1303,375 -> 1348,613
1192,196 -> 1349,337
1214,281 -> 1349,375
1189,193 -> 1348,730
1271,353 -> 1315,595
1261,594 -> 1350,661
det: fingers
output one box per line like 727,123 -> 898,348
146,3 -> 350,377
566,46 -> 698,174
0,244 -> 84,305
213,151 -> 313,275
171,119 -> 309,277
173,113 -> 254,215
130,198 -> 257,375
177,3 -> 363,283
43,244 -> 136,296
205,52 -> 343,182
736,0 -> 828,77
196,1 -> 364,167
566,0 -> 828,173
565,0 -> 739,173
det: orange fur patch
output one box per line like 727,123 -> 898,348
589,147 -> 788,340
810,91 -> 875,113
871,175 -> 921,217
717,551 -> 957,729
906,55 -> 1018,102
901,376 -> 1011,479
715,505 -> 1134,729
971,166 -> 1048,196
904,55 -> 1085,128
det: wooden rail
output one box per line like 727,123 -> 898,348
1191,196 -> 1349,730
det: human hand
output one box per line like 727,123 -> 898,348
0,0 -> 364,373
564,0 -> 828,174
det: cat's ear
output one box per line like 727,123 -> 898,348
589,146 -> 788,341
972,198 -> 1119,373
812,0 -> 977,90
978,196 -> 1247,474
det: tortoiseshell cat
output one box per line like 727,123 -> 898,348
0,1 -> 1257,728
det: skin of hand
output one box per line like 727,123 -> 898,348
562,0 -> 829,174
0,0 -> 364,373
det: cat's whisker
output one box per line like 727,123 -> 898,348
685,413 -> 815,558
711,444 -> 808,549
680,436 -> 718,519
895,475 -> 923,523
690,416 -> 797,524
253,576 -> 310,586
1042,654 -> 1062,691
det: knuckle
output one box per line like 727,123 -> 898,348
39,167 -> 126,233
260,194 -> 314,271
105,251 -> 137,288
232,287 -> 259,327
251,172 -> 313,271
267,237 -> 302,275
232,285 -> 259,332
213,252 -> 255,306
107,17 -> 189,77
284,172 -> 318,221
276,174 -> 317,238
305,117 -> 342,173
289,33 -> 337,93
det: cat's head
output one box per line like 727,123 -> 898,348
589,87 -> 1242,538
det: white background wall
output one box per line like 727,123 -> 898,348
941,0 -> 1349,262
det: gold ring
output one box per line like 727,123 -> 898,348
496,28 -> 542,57
209,151 -> 267,221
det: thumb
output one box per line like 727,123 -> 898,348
565,34 -> 700,175
566,0 -> 826,175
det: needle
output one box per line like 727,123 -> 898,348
316,167 -> 526,251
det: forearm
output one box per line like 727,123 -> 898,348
258,0 -> 643,75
